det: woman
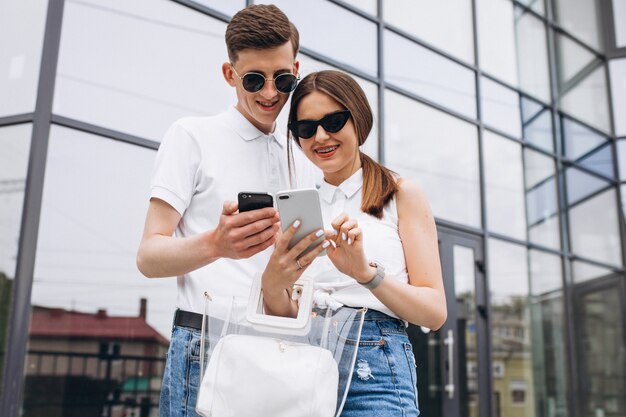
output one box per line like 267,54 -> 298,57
261,70 -> 447,416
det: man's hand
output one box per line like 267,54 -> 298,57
210,201 -> 281,260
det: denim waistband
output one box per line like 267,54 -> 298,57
363,308 -> 403,324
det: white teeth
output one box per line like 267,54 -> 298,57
316,146 -> 338,154
259,101 -> 276,107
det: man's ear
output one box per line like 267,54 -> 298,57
222,62 -> 236,87
293,60 -> 300,75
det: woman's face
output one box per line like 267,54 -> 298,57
295,91 -> 361,186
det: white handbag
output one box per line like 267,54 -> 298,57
198,333 -> 338,417
195,275 -> 364,417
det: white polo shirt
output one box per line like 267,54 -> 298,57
151,106 -> 318,314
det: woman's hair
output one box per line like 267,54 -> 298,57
288,70 -> 398,219
225,5 -> 299,63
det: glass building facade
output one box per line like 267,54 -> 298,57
1,0 -> 625,416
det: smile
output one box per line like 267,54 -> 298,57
314,145 -> 339,158
315,145 -> 339,153
257,100 -> 279,110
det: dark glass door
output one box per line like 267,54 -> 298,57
408,227 -> 491,417
573,275 -> 626,417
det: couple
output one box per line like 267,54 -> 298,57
136,4 -> 446,417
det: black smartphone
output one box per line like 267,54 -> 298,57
238,192 -> 274,212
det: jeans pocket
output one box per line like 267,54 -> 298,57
189,334 -> 201,361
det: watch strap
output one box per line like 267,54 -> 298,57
360,262 -> 385,290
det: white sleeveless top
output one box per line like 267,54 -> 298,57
304,169 -> 408,319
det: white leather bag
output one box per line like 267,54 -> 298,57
195,276 -> 349,417
197,333 -> 338,417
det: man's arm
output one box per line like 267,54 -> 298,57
136,198 -> 280,278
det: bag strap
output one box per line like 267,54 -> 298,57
245,273 -> 315,336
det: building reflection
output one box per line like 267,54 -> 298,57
23,298 -> 167,417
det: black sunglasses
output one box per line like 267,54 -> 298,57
289,110 -> 352,139
231,65 -> 299,94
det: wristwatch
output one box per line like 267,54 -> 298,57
359,261 -> 385,290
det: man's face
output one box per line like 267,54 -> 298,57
223,42 -> 299,134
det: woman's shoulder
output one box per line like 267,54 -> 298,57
393,177 -> 432,216
394,177 -> 425,199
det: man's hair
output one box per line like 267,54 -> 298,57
225,5 -> 299,63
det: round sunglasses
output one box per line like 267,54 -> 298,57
230,65 -> 299,94
289,110 -> 352,139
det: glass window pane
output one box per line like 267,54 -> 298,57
484,131 -> 526,239
560,65 -> 611,134
565,167 -> 610,206
528,250 -> 567,417
452,244 -> 479,417
574,143 -> 614,179
518,0 -> 545,15
263,0 -> 378,76
553,0 -> 603,51
383,1 -> 474,64
524,149 -> 560,249
385,30 -> 477,119
481,77 -> 522,138
562,117 -> 608,160
609,58 -> 626,137
619,140 -> 626,181
0,124 -> 32,396
192,0 -> 244,16
621,184 -> 626,227
614,0 -> 626,48
340,0 -> 377,16
54,0 -> 232,141
24,126 -> 175,416
555,33 -> 597,89
515,8 -> 551,103
569,188 -> 622,266
571,260 -> 615,283
488,239 -> 536,417
521,98 -> 554,152
0,0 -> 48,117
384,90 -> 481,227
574,283 -> 626,417
530,249 -> 563,296
283,55 -> 379,160
476,0 -> 518,87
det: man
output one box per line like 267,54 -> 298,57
136,5 -> 316,416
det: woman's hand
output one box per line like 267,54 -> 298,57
325,214 -> 373,283
261,220 -> 329,315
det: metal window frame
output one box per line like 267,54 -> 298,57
0,0 -> 65,415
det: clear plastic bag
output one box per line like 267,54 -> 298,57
195,276 -> 365,417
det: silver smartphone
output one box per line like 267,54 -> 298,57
275,188 -> 325,257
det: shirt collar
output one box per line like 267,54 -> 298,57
318,168 -> 363,204
226,106 -> 286,148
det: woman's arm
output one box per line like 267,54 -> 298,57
367,180 -> 447,329
329,180 -> 447,330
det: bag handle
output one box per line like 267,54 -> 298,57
245,272 -> 315,336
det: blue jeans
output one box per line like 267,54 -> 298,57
160,325 -> 202,417
159,311 -> 419,417
340,310 -> 420,417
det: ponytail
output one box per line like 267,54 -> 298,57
360,152 -> 398,219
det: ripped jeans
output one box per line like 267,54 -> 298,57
341,309 -> 419,417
